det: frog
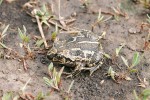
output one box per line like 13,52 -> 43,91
47,30 -> 104,76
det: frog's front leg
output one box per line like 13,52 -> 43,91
66,62 -> 84,78
81,61 -> 103,76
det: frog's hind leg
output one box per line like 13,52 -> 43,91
81,61 -> 103,76
66,63 -> 82,78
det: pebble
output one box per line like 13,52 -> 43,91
128,27 -> 140,34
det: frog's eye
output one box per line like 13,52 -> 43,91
60,58 -> 66,63
47,53 -> 56,60
47,47 -> 57,59
48,47 -> 57,54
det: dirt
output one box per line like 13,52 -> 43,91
0,0 -> 150,100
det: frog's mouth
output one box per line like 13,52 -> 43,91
47,53 -> 76,67
47,53 -> 56,60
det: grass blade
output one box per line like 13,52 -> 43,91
131,52 -> 140,68
121,56 -> 129,68
133,90 -> 139,100
2,92 -> 13,100
0,0 -> 3,5
48,62 -> 53,72
0,42 -> 8,49
141,89 -> 150,100
2,24 -> 9,37
108,66 -> 116,80
43,77 -> 53,86
21,78 -> 31,92
67,80 -> 74,93
116,43 -> 125,56
35,39 -> 44,47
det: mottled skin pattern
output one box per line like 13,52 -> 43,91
47,30 -> 103,75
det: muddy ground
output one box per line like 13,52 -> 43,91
0,0 -> 150,100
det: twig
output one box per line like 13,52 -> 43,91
92,16 -> 112,31
58,0 -> 61,19
136,74 -> 142,83
21,78 -> 31,92
48,20 -> 68,31
34,11 -> 48,48
22,58 -> 28,71
60,30 -> 80,34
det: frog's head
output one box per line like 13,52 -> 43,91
47,47 -> 57,60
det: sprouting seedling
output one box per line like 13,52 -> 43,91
112,6 -> 126,21
116,43 -> 125,57
27,44 -> 32,54
35,39 -> 44,47
18,25 -> 30,43
35,4 -> 53,27
0,24 -> 9,41
2,92 -> 13,100
133,90 -> 139,100
92,9 -> 104,30
63,80 -> 74,100
107,66 -> 116,81
51,23 -> 58,40
141,89 -> 150,100
48,62 -> 54,78
0,0 -> 3,5
131,52 -> 140,68
121,56 -> 129,67
43,63 -> 64,91
67,80 -> 74,94
81,0 -> 90,8
97,9 -> 104,23
140,0 -> 150,9
133,89 -> 150,100
99,31 -> 106,39
0,24 -> 9,49
146,14 -> 150,23
121,52 -> 140,73
103,52 -> 111,59
35,92 -> 45,100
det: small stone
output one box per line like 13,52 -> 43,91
129,28 -> 137,34
100,80 -> 104,85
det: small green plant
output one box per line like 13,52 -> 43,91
18,25 -> 30,43
35,39 -> 44,47
81,0 -> 90,8
121,52 -> 140,73
134,89 -> 150,100
43,62 -> 64,91
112,7 -> 120,21
64,80 -> 74,100
140,0 -> 150,9
18,25 -> 33,58
92,9 -> 104,29
97,9 -> 104,23
51,23 -> 58,40
0,24 -> 9,41
2,92 -> 13,100
35,4 -> 53,27
0,24 -> 9,49
103,52 -> 111,59
146,14 -> 150,23
0,0 -> 3,5
2,92 -> 20,100
116,43 -> 125,57
112,6 -> 126,21
35,92 -> 45,100
107,66 -> 116,81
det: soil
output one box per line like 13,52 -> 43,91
0,0 -> 150,100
